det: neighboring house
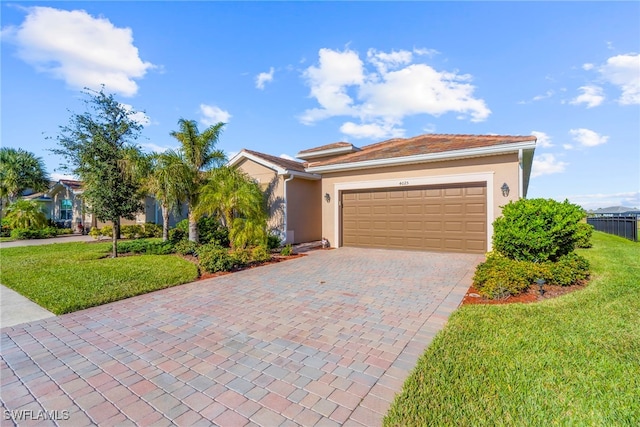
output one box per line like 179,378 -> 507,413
24,179 -> 185,231
232,133 -> 537,254
590,206 -> 640,217
229,149 -> 322,244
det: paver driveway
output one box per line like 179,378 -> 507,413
1,247 -> 482,426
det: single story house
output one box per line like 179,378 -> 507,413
25,179 -> 185,231
230,133 -> 537,254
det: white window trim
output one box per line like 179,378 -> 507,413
332,172 -> 494,251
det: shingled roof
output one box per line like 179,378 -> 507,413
307,134 -> 537,167
241,149 -> 308,173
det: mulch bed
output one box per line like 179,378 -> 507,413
461,282 -> 587,305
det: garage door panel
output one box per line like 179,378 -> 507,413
341,182 -> 486,253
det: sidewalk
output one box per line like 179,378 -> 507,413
0,285 -> 55,328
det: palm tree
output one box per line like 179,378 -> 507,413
0,147 -> 49,209
170,119 -> 226,242
197,166 -> 268,248
4,199 -> 47,229
144,150 -> 190,241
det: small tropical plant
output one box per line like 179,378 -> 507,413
4,199 -> 47,229
280,244 -> 293,256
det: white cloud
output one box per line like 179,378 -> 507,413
599,53 -> 640,105
563,144 -> 574,150
199,104 -> 231,126
582,63 -> 594,71
120,103 -> 150,126
300,47 -> 490,139
139,142 -> 176,153
279,154 -> 295,161
340,121 -> 405,139
2,6 -> 154,97
531,131 -> 553,148
255,67 -> 274,90
570,85 -> 605,108
532,153 -> 568,178
50,172 -> 77,181
569,128 -> 609,147
562,191 -> 640,210
532,90 -> 555,101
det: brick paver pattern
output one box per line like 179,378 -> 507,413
1,247 -> 482,426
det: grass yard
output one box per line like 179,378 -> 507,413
0,241 -> 198,315
385,232 -> 640,426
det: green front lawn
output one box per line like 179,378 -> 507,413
385,232 -> 640,426
0,241 -> 198,315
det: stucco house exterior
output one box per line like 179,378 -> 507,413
25,179 -> 184,231
232,133 -> 537,254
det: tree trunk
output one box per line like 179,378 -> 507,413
112,219 -> 119,258
188,209 -> 198,243
162,205 -> 170,242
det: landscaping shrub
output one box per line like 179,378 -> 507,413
198,216 -> 230,247
231,247 -> 252,266
251,245 -> 271,263
198,244 -> 236,273
267,233 -> 282,250
168,227 -> 186,244
118,240 -> 174,255
100,225 -> 113,238
493,198 -> 586,262
575,222 -> 594,249
174,240 -> 200,256
544,252 -> 590,286
143,222 -> 162,238
280,244 -> 293,256
472,252 -> 543,299
168,217 -> 229,246
121,224 -> 144,239
9,227 -> 58,240
88,227 -> 102,239
1,224 -> 11,237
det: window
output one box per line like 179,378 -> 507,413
60,199 -> 73,220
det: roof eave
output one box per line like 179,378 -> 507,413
305,140 -> 537,173
228,150 -> 320,180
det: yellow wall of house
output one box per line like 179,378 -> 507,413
319,153 -> 520,248
235,158 -> 285,236
286,178 -> 322,243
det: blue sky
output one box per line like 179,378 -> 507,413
2,1 -> 639,210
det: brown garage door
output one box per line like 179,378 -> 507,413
341,182 -> 487,253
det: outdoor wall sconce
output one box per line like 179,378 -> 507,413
501,182 -> 510,197
535,278 -> 546,296
324,193 -> 331,203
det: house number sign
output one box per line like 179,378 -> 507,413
399,181 -> 410,186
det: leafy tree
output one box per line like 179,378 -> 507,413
4,199 -> 47,229
52,89 -> 145,257
169,119 -> 226,242
0,148 -> 49,210
143,150 -> 190,241
197,166 -> 267,248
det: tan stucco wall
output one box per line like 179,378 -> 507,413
286,178 -> 322,243
319,153 -> 520,249
235,158 -> 285,237
49,185 -> 85,227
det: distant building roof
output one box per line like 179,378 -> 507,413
592,206 -> 640,215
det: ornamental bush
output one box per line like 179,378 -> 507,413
9,227 -> 58,240
493,198 -> 585,262
473,253 -> 543,299
251,245 -> 271,263
174,240 -> 200,256
544,252 -> 590,286
117,240 -> 174,255
198,244 -> 236,273
575,222 -> 594,249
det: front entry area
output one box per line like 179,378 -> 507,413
341,182 -> 487,253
